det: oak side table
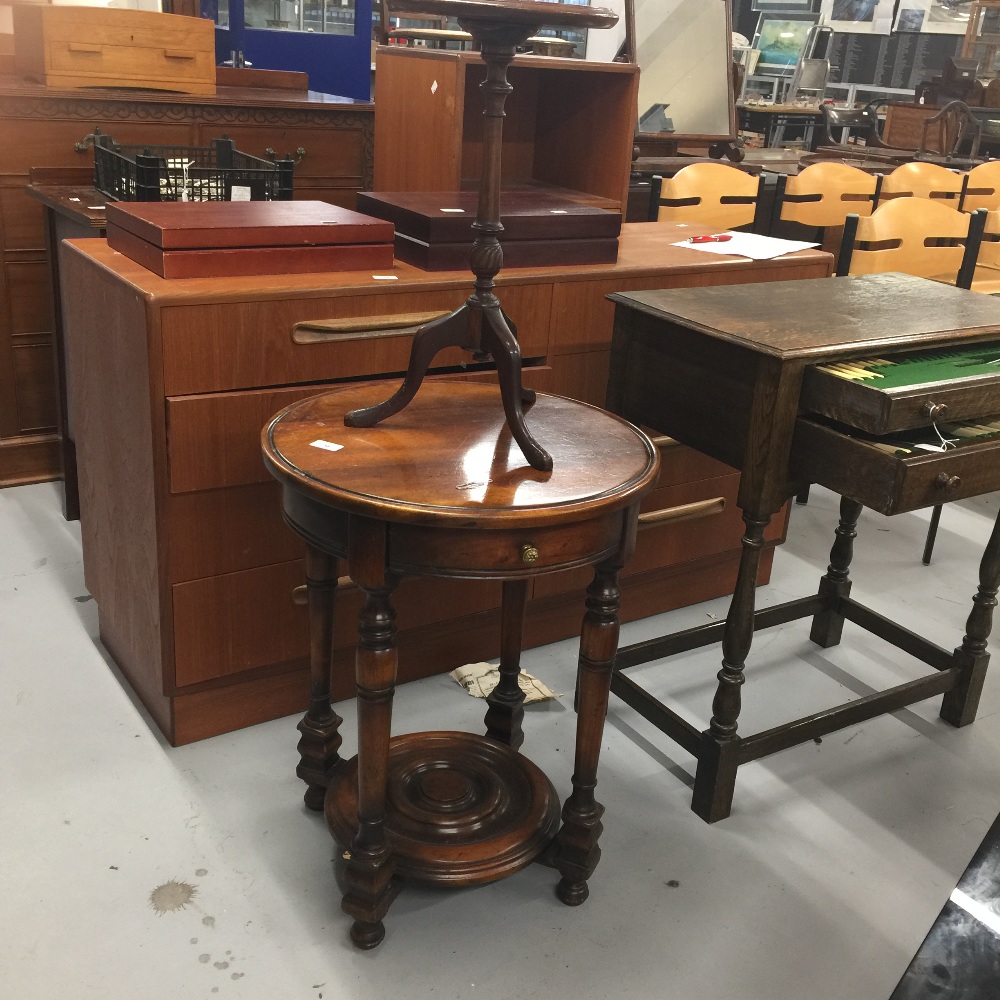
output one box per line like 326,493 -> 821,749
261,381 -> 659,948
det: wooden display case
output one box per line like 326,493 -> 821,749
372,47 -> 638,211
60,225 -> 831,745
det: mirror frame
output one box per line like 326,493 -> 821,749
625,0 -> 739,155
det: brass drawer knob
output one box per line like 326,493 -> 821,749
520,544 -> 540,564
923,401 -> 948,420
934,473 -> 961,491
292,584 -> 308,606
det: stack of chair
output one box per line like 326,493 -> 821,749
648,162 -> 767,232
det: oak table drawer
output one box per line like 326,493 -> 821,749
791,416 -> 1000,514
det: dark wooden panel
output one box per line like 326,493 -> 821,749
12,342 -> 57,431
7,259 -> 51,334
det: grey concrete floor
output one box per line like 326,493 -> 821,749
3,481 -> 1000,1000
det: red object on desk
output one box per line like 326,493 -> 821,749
690,234 -> 733,244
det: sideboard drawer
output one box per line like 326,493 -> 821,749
160,283 -> 553,395
171,560 -> 501,688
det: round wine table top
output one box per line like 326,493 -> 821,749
384,0 -> 619,33
262,380 -> 659,535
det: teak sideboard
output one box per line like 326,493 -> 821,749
0,74 -> 374,489
60,224 -> 832,745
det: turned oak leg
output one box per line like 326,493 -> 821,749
555,558 -> 622,905
341,519 -> 401,950
485,578 -> 528,751
941,504 -> 1000,727
691,513 -> 771,824
296,546 -> 345,811
810,496 -> 863,648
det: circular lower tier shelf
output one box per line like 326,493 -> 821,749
326,731 -> 560,886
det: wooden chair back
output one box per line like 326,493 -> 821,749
976,207 -> 1000,268
878,161 -> 965,204
960,161 -> 1000,213
837,197 -> 985,287
820,102 -> 888,149
916,100 -> 982,160
775,161 -> 880,228
650,162 -> 764,231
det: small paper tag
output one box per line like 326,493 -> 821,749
230,185 -> 252,202
440,208 -> 466,213
310,439 -> 344,453
372,274 -> 398,281
431,79 -> 439,94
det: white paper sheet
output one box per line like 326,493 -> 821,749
449,662 -> 558,704
672,231 -> 819,260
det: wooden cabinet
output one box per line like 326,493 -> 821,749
372,47 -> 638,210
61,224 -> 831,745
12,7 -> 217,95
0,74 -> 374,487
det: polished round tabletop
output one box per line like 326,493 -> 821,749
384,0 -> 618,32
261,381 -> 659,528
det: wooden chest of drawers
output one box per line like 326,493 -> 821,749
0,73 -> 374,489
12,7 -> 216,95
60,224 -> 831,744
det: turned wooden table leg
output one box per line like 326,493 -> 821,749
296,545 -> 344,811
485,577 -> 528,751
555,557 -> 623,905
692,513 -> 771,824
941,504 -> 1000,727
341,518 -> 401,950
810,495 -> 863,648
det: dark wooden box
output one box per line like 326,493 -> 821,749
105,200 -> 395,278
356,190 -> 622,271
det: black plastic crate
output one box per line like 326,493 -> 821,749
86,129 -> 294,202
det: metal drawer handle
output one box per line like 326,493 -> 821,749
923,401 -> 948,420
520,544 -> 540,564
292,576 -> 353,604
265,147 -> 307,164
68,43 -> 102,54
292,311 -> 452,344
164,50 -> 196,60
934,473 -> 961,492
638,496 -> 726,527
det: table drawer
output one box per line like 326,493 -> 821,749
791,417 -> 1000,515
800,351 -> 1000,434
160,284 -> 552,395
389,511 -> 628,578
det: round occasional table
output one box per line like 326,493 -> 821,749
261,381 -> 659,948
